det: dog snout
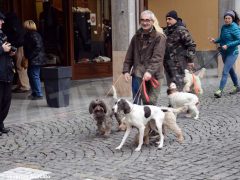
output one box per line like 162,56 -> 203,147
112,104 -> 117,113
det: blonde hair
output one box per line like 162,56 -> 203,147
23,20 -> 37,31
152,16 -> 164,35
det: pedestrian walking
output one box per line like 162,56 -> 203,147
164,10 -> 197,91
23,20 -> 46,100
3,12 -> 30,93
123,10 -> 166,105
209,10 -> 240,98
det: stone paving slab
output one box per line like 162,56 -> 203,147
1,69 -> 240,179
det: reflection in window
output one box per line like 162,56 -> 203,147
72,0 -> 112,64
36,0 -> 64,65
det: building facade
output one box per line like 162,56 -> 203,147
0,0 -> 239,88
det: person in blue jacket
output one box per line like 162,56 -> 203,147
209,10 -> 240,98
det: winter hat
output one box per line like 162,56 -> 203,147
166,10 -> 178,20
224,10 -> 235,19
0,11 -> 5,20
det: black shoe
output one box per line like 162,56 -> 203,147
0,127 -> 10,133
32,96 -> 43,100
13,89 -> 30,93
0,132 -> 2,136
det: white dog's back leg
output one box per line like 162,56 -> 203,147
155,118 -> 164,149
135,126 -> 145,152
188,105 -> 199,119
116,126 -> 132,150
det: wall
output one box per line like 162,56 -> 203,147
148,0 -> 218,51
112,0 -> 137,96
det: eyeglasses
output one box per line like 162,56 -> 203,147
140,19 -> 152,23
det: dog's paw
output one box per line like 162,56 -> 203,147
135,147 -> 141,152
115,146 -> 122,150
156,141 -> 163,149
177,136 -> 184,143
103,134 -> 110,138
194,116 -> 199,120
185,113 -> 192,118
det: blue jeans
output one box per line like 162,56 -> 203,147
219,53 -> 239,90
27,65 -> 43,97
132,75 -> 142,104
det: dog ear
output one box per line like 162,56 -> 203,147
89,100 -> 96,114
122,100 -> 131,114
167,88 -> 171,95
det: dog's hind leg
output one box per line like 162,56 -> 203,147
155,119 -> 164,149
189,105 -> 199,119
134,124 -> 150,146
135,126 -> 145,151
165,120 -> 184,143
116,126 -> 132,150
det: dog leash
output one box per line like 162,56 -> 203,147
193,49 -> 220,73
132,80 -> 144,104
192,74 -> 200,95
142,78 -> 160,103
105,74 -> 122,98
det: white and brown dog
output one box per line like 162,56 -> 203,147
134,106 -> 186,146
113,99 -> 169,151
167,82 -> 199,119
183,68 -> 205,95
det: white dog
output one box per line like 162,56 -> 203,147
112,99 -> 167,151
167,82 -> 199,119
183,68 -> 205,95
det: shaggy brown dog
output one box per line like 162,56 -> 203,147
89,99 -> 124,137
89,85 -> 124,137
89,99 -> 113,136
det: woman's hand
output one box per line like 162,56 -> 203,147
124,72 -> 131,82
208,37 -> 215,43
222,45 -> 228,50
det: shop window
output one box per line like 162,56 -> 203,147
35,0 -> 64,65
72,0 -> 112,64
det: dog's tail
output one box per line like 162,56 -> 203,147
197,68 -> 206,79
172,106 -> 188,115
112,85 -> 118,100
160,106 -> 188,115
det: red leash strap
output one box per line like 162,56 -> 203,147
142,78 -> 160,103
142,80 -> 150,103
192,74 -> 200,95
150,78 -> 159,88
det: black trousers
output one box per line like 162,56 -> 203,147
0,81 -> 12,129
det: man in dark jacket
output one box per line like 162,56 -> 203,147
164,10 -> 196,91
3,12 -> 30,93
123,10 -> 166,105
0,11 -> 15,135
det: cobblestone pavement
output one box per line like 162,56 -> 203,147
1,69 -> 240,180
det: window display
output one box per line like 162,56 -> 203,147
36,0 -> 64,65
72,0 -> 112,64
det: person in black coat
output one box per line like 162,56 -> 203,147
23,20 -> 46,100
0,11 -> 16,135
3,12 -> 30,92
